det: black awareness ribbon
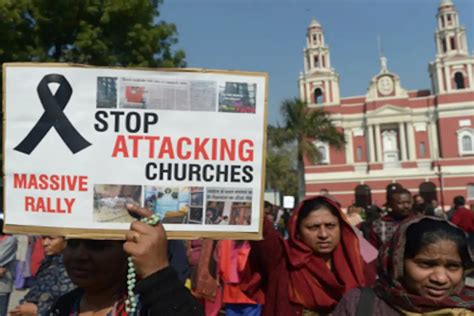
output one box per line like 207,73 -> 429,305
14,74 -> 91,154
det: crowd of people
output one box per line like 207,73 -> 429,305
0,187 -> 473,315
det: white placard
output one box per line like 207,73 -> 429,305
283,196 -> 295,209
3,63 -> 268,239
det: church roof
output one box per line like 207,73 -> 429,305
309,18 -> 321,28
439,0 -> 454,7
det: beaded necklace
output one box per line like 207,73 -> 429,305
125,214 -> 161,313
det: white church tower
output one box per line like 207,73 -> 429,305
298,18 -> 340,106
429,0 -> 473,93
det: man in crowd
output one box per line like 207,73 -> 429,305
413,194 -> 431,215
450,195 -> 474,233
367,187 -> 415,249
263,201 -> 276,223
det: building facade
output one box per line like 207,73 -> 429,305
299,0 -> 474,209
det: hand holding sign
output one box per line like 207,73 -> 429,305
9,302 -> 38,316
124,204 -> 169,278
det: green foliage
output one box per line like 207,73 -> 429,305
0,0 -> 185,67
270,98 -> 345,199
277,98 -> 345,163
265,133 -> 298,200
0,0 -> 185,170
0,0 -> 32,62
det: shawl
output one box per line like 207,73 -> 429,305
369,214 -> 404,249
23,254 -> 76,314
374,216 -> 474,313
285,195 -> 366,312
219,240 -> 257,304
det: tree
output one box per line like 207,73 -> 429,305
0,0 -> 185,191
0,0 -> 32,64
0,0 -> 185,68
265,133 -> 298,203
272,98 -> 345,200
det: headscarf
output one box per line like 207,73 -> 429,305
374,216 -> 474,313
285,195 -> 366,312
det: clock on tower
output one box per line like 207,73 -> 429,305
377,76 -> 394,96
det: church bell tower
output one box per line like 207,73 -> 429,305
298,19 -> 340,106
429,0 -> 473,94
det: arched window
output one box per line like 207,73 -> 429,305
419,142 -> 426,158
314,141 -> 329,164
457,128 -> 474,155
454,72 -> 465,89
314,88 -> 323,104
356,146 -> 363,161
450,37 -> 456,50
314,56 -> 320,68
355,185 -> 371,208
419,182 -> 437,204
468,184 -> 474,202
318,146 -> 326,161
463,135 -> 473,151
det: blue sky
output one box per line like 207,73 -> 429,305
160,0 -> 474,125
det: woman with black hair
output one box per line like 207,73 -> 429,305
333,217 -> 474,315
10,236 -> 75,316
50,205 -> 203,316
244,195 -> 368,315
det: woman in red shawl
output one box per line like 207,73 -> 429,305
333,216 -> 474,315
245,195 -> 367,315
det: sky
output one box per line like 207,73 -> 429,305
160,0 -> 474,125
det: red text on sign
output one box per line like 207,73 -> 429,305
14,173 -> 88,192
24,196 -> 75,213
111,135 -> 254,162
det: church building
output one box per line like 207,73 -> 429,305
299,0 -> 474,209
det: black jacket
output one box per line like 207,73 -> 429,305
50,266 -> 203,315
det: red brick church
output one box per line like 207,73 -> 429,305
299,0 -> 474,209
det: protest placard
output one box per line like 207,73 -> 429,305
2,63 -> 267,239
